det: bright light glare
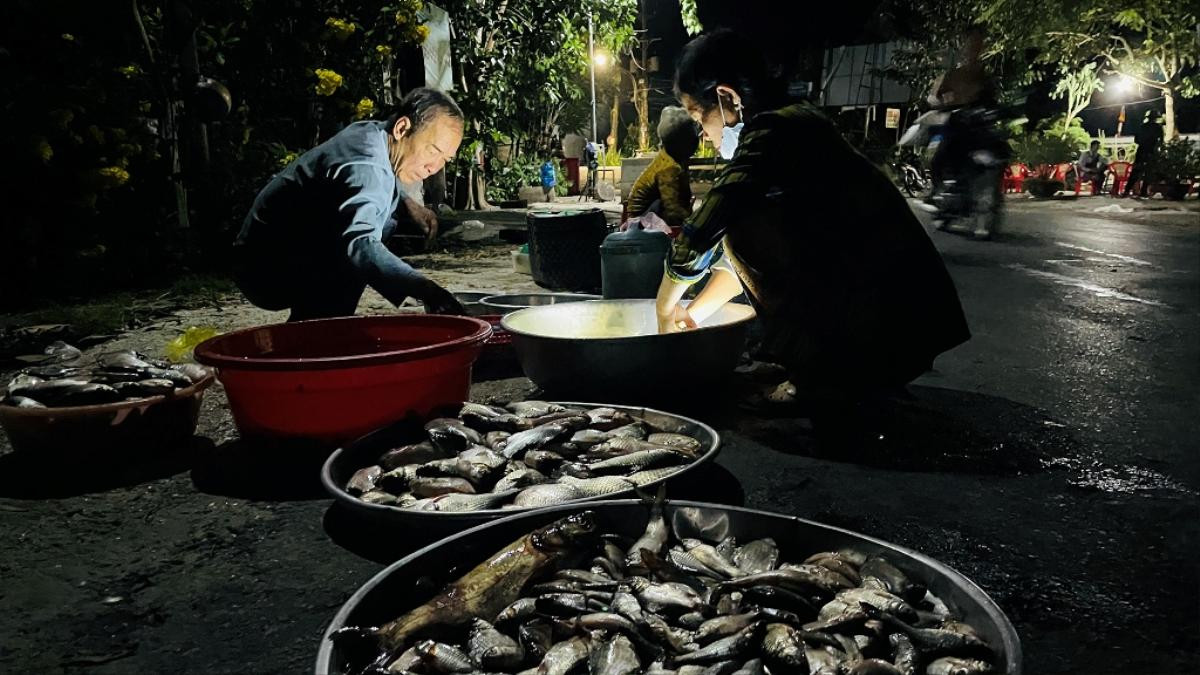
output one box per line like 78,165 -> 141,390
1114,75 -> 1135,95
593,52 -> 609,67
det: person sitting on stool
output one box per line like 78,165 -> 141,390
1076,140 -> 1108,194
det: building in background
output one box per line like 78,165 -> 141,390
819,41 -> 914,147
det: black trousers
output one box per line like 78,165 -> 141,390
1123,158 -> 1155,196
232,244 -> 367,322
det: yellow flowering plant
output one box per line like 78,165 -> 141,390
96,166 -> 130,188
324,17 -> 357,41
354,98 -> 377,120
313,68 -> 344,96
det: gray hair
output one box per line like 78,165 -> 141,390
658,106 -> 700,162
387,87 -> 463,133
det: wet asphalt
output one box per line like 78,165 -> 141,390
701,198 -> 1200,673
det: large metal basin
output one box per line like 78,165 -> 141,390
320,402 -> 719,535
501,299 -> 755,402
479,292 -> 600,313
315,500 -> 1021,675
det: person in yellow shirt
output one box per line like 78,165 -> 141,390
625,106 -> 701,227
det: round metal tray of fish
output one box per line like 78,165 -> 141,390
316,500 -> 1020,675
320,402 -> 720,526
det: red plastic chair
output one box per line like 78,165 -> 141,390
1107,161 -> 1132,196
1002,163 -> 1029,193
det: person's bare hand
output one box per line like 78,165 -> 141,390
656,303 -> 697,334
405,198 -> 439,241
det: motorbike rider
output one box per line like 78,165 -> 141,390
924,28 -> 1009,240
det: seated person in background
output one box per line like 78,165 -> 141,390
626,106 -> 701,227
1076,140 -> 1108,194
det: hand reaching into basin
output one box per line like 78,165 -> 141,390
418,279 -> 466,315
657,302 -> 697,334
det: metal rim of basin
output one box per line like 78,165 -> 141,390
479,292 -> 601,312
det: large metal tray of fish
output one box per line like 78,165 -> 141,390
316,500 -> 1020,675
320,402 -> 720,527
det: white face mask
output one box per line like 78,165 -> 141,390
717,96 -> 744,160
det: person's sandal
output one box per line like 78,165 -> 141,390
739,380 -> 811,418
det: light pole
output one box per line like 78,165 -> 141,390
589,16 -> 598,143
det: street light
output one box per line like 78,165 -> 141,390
1114,74 -> 1136,97
588,16 -> 598,143
1113,75 -> 1137,136
593,51 -> 609,67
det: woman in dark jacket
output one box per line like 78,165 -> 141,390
656,30 -> 970,413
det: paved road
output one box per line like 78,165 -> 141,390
713,196 -> 1199,673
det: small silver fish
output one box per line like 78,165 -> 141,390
419,490 -> 517,512
734,539 -> 779,575
588,633 -> 640,675
681,539 -> 744,578
493,468 -> 549,492
506,400 -> 566,418
408,477 -> 475,498
537,634 -> 591,675
646,432 -> 702,455
346,465 -> 382,495
414,639 -> 476,673
513,483 -> 581,508
925,657 -> 994,675
467,618 -> 524,670
380,441 -> 450,469
359,490 -> 399,505
588,449 -> 685,474
558,475 -> 635,498
671,623 -> 761,665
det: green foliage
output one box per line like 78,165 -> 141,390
485,157 -> 542,203
693,140 -> 717,159
979,0 -> 1199,135
878,0 -> 979,98
440,0 -> 636,159
553,161 -> 570,197
1037,115 -> 1092,154
1144,139 -> 1200,182
1010,131 -> 1079,177
598,144 -> 623,167
679,0 -> 703,36
1050,63 -> 1103,130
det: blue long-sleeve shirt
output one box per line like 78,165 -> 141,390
237,121 -> 424,306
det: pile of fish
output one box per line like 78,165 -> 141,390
344,402 -> 707,512
332,505 -> 998,675
1,342 -> 210,409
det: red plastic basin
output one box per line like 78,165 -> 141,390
194,315 -> 491,443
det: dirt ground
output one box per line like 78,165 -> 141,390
0,200 -> 1197,674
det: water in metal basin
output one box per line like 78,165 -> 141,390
504,300 -> 755,339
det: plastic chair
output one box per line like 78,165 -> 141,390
1107,161 -> 1132,196
1002,163 -> 1029,193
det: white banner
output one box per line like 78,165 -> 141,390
423,4 -> 454,91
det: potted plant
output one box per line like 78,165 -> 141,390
1011,131 -> 1079,198
1145,139 -> 1200,201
